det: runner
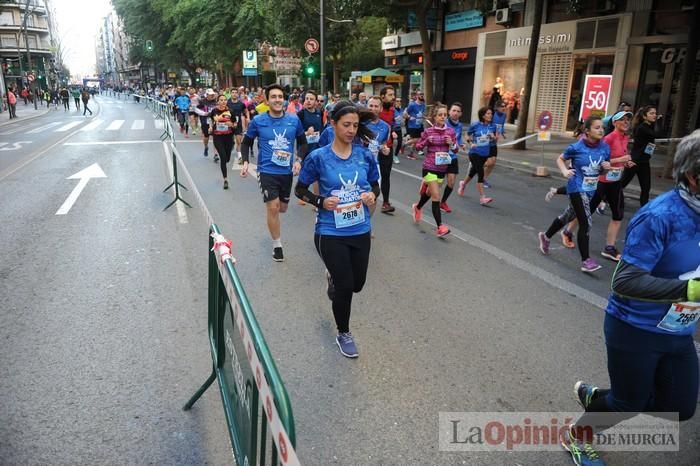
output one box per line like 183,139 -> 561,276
294,101 -> 380,358
593,110 -> 634,261
537,116 -> 612,273
392,97 -> 403,165
411,103 -> 458,237
457,107 -> 496,205
441,102 -> 464,213
226,88 -> 250,164
377,88 -> 399,212
199,94 -> 237,190
403,90 -> 426,159
561,131 -> 700,466
174,88 -> 190,138
197,89 -> 220,160
621,105 -> 659,207
364,95 -> 392,215
240,84 -> 308,262
188,87 -> 200,136
484,100 -> 507,188
296,90 -> 324,205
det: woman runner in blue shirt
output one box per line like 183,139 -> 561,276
295,101 -> 380,358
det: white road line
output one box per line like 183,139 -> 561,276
131,119 -> 145,130
154,120 -> 164,129
105,120 -> 124,131
161,141 -> 189,224
64,140 -> 161,146
55,121 -> 83,132
80,118 -> 104,132
26,121 -> 62,134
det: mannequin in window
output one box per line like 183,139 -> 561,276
494,76 -> 504,93
488,86 -> 502,110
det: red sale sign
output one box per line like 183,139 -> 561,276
578,74 -> 613,121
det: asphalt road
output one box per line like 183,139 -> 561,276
1,97 -> 698,465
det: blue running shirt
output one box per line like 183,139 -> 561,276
405,101 -> 426,129
298,145 -> 380,236
467,122 -> 494,157
606,189 -> 700,335
562,139 -> 610,194
363,119 -> 391,159
246,112 -> 305,175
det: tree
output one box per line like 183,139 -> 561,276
513,0 -> 544,150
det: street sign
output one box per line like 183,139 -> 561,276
536,110 -> 553,130
242,68 -> 257,77
579,74 -> 612,121
242,50 -> 257,69
27,73 -> 35,83
537,131 -> 551,141
304,38 -> 319,54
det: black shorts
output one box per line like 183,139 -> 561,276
201,124 -> 210,137
232,124 -> 242,136
258,172 -> 293,203
446,157 -> 459,174
489,145 -> 498,157
407,127 -> 423,139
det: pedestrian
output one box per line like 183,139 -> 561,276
81,88 -> 93,115
294,100 -> 380,358
620,105 -> 660,207
51,88 -> 59,110
71,86 -> 81,111
60,86 -> 70,111
561,130 -> 700,466
440,102 -> 464,213
20,87 -> 29,105
457,106 -> 497,205
537,115 -> 612,273
6,87 -> 17,119
412,103 -> 458,237
240,84 -> 308,262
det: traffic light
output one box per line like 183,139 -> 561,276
302,58 -> 318,78
145,40 -> 154,53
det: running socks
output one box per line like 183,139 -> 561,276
417,193 -> 430,209
272,238 -> 282,248
431,201 -> 442,226
441,186 -> 453,203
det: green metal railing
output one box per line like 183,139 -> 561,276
184,225 -> 300,466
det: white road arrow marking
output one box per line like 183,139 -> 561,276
55,163 -> 107,215
0,141 -> 32,151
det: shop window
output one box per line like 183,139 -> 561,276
575,21 -> 595,50
484,31 -> 506,57
595,18 -> 618,48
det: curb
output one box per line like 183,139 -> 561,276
0,106 -> 52,128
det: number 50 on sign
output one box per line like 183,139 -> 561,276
578,75 -> 612,121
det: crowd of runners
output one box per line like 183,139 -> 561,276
142,82 -> 700,466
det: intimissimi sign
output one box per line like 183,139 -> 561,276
498,20 -> 577,58
509,33 -> 572,48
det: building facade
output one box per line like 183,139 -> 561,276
1,0 -> 58,92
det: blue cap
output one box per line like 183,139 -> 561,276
612,111 -> 633,122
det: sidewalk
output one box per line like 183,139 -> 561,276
494,130 -> 676,197
0,102 -> 51,127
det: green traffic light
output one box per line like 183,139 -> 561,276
306,66 -> 314,75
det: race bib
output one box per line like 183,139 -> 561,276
606,168 -> 622,182
216,123 -> 229,132
333,201 -> 365,228
477,135 -> 490,147
496,124 -> 503,133
306,132 -> 320,144
582,176 -> 598,192
368,140 -> 379,157
271,150 -> 292,167
416,112 -> 423,125
657,302 -> 700,332
435,152 -> 451,165
644,143 -> 656,156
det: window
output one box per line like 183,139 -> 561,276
1,33 -> 17,47
595,19 -> 618,48
485,31 -> 507,57
0,11 -> 13,26
27,35 -> 37,49
575,21 -> 595,49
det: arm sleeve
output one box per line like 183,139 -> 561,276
296,134 -> 309,160
295,181 -> 325,207
612,260 -> 689,302
241,135 -> 254,163
295,153 -> 324,205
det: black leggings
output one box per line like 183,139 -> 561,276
213,134 -> 233,178
378,154 -> 393,203
620,162 -> 651,206
592,181 -> 624,221
393,128 -> 403,153
545,192 -> 594,261
314,233 -> 371,333
468,155 -> 487,183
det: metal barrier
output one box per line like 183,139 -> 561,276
184,225 -> 300,466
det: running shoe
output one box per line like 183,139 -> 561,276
184,133 -> 189,139
419,181 -> 427,196
436,224 -> 451,237
417,150 -> 424,157
581,258 -> 602,273
272,247 -> 284,262
479,196 -> 493,206
214,154 -> 219,163
203,147 -> 208,157
561,427 -> 605,466
237,156 -> 243,165
595,202 -> 607,216
483,180 -> 492,188
601,246 -> 621,262
223,180 -> 229,190
439,202 -> 452,213
538,232 -> 550,255
325,269 -> 335,301
545,187 -> 557,202
336,332 -> 358,358
561,230 -> 576,249
393,155 -> 400,164
574,381 -> 600,410
458,180 -> 466,196
381,202 -> 395,214
412,203 -> 422,224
